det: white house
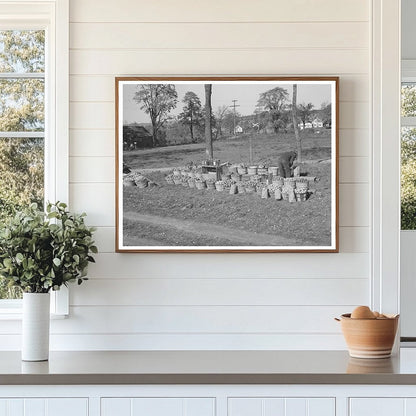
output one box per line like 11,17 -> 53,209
234,125 -> 243,134
312,118 -> 323,128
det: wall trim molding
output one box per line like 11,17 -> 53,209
371,0 -> 401,315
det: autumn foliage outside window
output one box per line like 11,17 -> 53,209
0,30 -> 45,298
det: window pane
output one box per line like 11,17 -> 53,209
0,137 -> 44,215
0,30 -> 45,73
0,78 -> 44,131
0,29 -> 45,301
402,83 -> 416,117
0,137 -> 44,300
401,127 -> 416,230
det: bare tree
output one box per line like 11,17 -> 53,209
214,105 -> 229,139
134,84 -> 178,147
292,84 -> 302,163
256,86 -> 289,133
297,102 -> 314,129
204,84 -> 213,160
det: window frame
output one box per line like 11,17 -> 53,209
401,61 -> 416,232
0,0 -> 69,316
401,62 -> 416,127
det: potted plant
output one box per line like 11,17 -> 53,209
0,202 -> 97,361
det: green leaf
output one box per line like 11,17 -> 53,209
64,219 -> 74,227
0,200 -> 96,293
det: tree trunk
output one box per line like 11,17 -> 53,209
292,84 -> 302,163
190,111 -> 194,142
204,84 -> 213,160
190,125 -> 194,142
150,116 -> 158,147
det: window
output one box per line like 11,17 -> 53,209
0,0 -> 69,314
0,29 -> 45,300
401,80 -> 416,229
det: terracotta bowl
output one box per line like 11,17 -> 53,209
337,313 -> 399,359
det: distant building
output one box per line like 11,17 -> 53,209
234,125 -> 243,134
312,118 -> 323,128
123,124 -> 153,149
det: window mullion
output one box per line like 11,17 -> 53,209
0,72 -> 44,79
0,132 -> 44,138
401,117 -> 416,127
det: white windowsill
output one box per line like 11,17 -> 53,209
0,312 -> 67,320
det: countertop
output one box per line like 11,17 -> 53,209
2,349 -> 416,385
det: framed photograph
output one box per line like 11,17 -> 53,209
115,77 -> 339,253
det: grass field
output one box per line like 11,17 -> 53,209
122,130 -> 334,248
124,130 -> 332,171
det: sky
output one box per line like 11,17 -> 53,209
122,81 -> 332,125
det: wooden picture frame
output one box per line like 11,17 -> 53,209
115,77 -> 339,253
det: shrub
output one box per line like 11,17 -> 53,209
0,202 -> 97,293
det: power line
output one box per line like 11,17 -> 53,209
230,100 -> 240,135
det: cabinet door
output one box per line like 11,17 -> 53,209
350,398 -> 416,416
228,398 -> 335,416
0,398 -> 88,416
101,398 -> 215,416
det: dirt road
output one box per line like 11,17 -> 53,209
123,211 -> 309,247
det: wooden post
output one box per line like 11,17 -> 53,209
205,84 -> 213,160
292,84 -> 302,164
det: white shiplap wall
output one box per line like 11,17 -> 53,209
54,0 -> 371,350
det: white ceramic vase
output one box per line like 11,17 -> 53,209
22,292 -> 50,361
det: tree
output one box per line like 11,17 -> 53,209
399,87 -> 416,229
401,158 -> 416,229
402,84 -> 416,117
0,139 -> 44,221
0,30 -> 45,222
297,102 -> 314,129
292,85 -> 302,164
223,109 -> 240,135
214,105 -> 229,139
402,127 -> 416,164
255,86 -> 289,132
133,84 -> 178,147
0,30 -> 45,299
320,102 -> 332,126
178,91 -> 203,142
401,127 -> 416,229
204,84 -> 213,160
0,31 -> 45,133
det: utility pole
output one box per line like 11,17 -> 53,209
230,100 -> 240,135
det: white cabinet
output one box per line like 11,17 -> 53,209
350,398 -> 416,416
6,385 -> 416,416
101,398 -> 215,416
228,398 -> 335,416
0,398 -> 88,416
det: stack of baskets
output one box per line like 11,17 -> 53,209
195,178 -> 206,190
295,178 -> 309,201
162,166 -> 313,202
206,178 -> 216,190
135,175 -> 149,188
165,174 -> 174,185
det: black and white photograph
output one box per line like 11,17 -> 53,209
116,77 -> 338,252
